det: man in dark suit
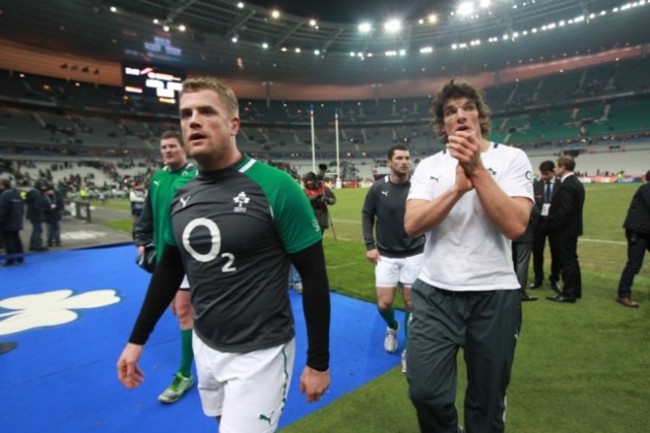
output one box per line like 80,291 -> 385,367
530,160 -> 561,290
615,169 -> 650,308
25,180 -> 48,251
546,156 -> 585,303
0,178 -> 25,266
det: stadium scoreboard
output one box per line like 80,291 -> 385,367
121,62 -> 186,104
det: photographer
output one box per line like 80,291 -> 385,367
304,171 -> 336,234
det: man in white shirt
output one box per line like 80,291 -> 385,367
404,79 -> 533,433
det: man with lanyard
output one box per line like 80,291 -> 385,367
405,79 -> 533,433
134,130 -> 197,403
118,77 -> 331,433
530,160 -> 560,291
362,144 -> 424,373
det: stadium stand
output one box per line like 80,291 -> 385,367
2,54 -> 650,183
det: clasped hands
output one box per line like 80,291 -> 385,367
446,130 -> 484,191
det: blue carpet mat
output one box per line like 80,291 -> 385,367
0,245 -> 404,432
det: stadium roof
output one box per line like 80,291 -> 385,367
1,0 -> 649,86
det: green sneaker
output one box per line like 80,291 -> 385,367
158,372 -> 194,403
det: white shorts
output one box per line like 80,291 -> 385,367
192,334 -> 295,433
375,253 -> 424,288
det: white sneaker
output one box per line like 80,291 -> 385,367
401,349 -> 407,373
384,324 -> 398,353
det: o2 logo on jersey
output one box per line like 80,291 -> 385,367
182,218 -> 236,272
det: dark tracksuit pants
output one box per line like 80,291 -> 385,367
407,281 -> 521,433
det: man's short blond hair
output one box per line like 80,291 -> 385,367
181,77 -> 239,117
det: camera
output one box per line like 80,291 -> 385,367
317,163 -> 328,181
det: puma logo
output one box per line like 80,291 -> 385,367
381,191 -> 388,197
179,196 -> 191,208
258,411 -> 274,426
153,181 -> 160,186
429,175 -> 439,182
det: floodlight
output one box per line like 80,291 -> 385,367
271,10 -> 280,19
262,42 -> 269,49
358,22 -> 372,33
178,24 -> 186,32
384,19 -> 401,33
457,1 -> 475,17
237,2 -> 244,8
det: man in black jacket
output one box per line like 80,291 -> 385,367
362,144 -> 424,373
546,156 -> 585,303
0,178 -> 25,266
44,184 -> 64,247
530,160 -> 561,290
25,180 -> 47,251
615,170 -> 650,308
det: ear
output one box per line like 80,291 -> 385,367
230,116 -> 241,136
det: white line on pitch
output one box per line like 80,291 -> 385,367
580,238 -> 625,245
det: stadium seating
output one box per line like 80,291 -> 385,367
1,56 -> 649,183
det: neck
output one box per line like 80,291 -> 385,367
389,172 -> 409,184
479,139 -> 491,152
198,149 -> 242,171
